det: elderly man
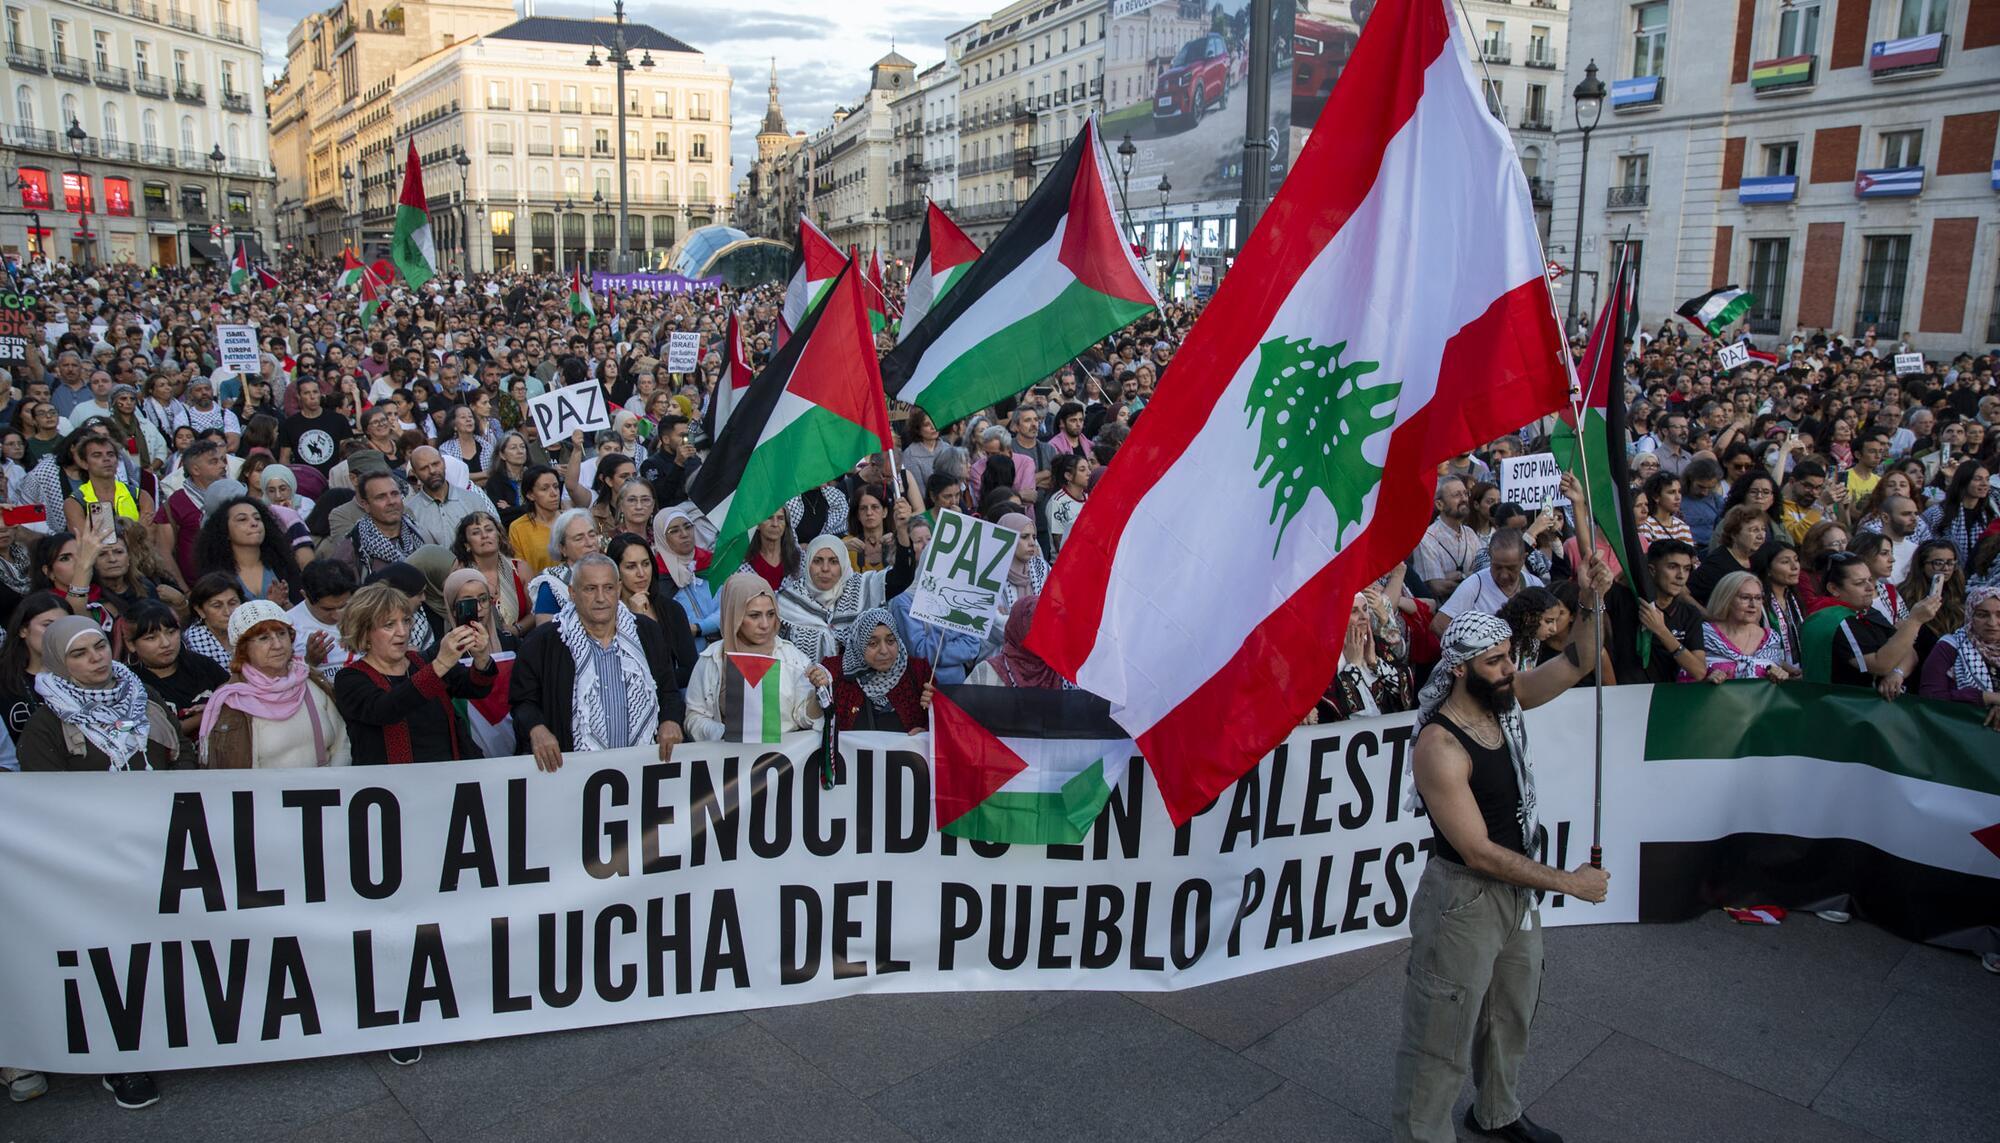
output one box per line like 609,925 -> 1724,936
48,351 -> 93,418
1413,475 -> 1481,597
1433,528 -> 1545,634
510,554 -> 687,773
401,445 -> 498,544
1393,574 -> 1613,1143
179,376 -> 242,451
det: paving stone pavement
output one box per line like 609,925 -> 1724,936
4,911 -> 1991,1142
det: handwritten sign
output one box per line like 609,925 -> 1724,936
526,383 -> 611,441
0,291 -> 35,363
215,324 -> 260,374
1893,352 -> 1924,376
906,509 -> 1022,638
666,331 -> 702,374
1500,452 -> 1569,511
1717,342 -> 1750,371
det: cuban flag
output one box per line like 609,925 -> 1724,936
1869,33 -> 1944,72
1855,166 -> 1924,199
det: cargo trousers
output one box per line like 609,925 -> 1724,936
1388,855 -> 1543,1143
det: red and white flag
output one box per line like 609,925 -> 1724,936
1031,0 -> 1570,823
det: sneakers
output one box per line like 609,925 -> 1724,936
1814,909 -> 1852,924
101,1073 -> 161,1110
387,1046 -> 423,1066
3,1067 -> 47,1103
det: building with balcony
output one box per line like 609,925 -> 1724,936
886,54 -> 965,264
3,0 -> 276,266
1456,0 -> 1567,239
804,50 -> 912,255
734,62 -> 807,243
1551,0 -> 2000,347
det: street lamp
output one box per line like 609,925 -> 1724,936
455,148 -> 472,276
591,188 -> 605,271
1566,59 -> 1606,336
209,143 -> 227,253
340,163 -> 355,253
1116,132 -> 1137,238
585,0 -> 655,274
1156,175 -> 1171,294
65,118 -> 93,265
557,196 -> 573,273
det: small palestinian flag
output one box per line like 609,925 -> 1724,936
358,259 -> 388,329
336,249 -> 366,292
702,308 -> 753,443
568,266 -> 596,327
389,138 -> 438,290
1677,285 -> 1756,337
254,265 -> 281,290
225,240 -> 250,294
779,215 -> 844,347
880,117 -> 1159,428
932,685 -> 1132,845
864,246 -> 891,334
720,653 -> 786,743
898,200 -> 981,344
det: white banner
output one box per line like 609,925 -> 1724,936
216,324 -> 260,374
666,331 -> 702,373
1893,352 -> 1924,375
526,382 -> 612,441
0,692 -> 1639,1071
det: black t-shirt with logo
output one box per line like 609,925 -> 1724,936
280,410 -> 353,476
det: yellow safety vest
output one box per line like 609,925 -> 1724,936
77,479 -> 140,522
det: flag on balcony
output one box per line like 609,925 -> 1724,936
225,240 -> 250,295
879,117 -> 1159,428
336,249 -> 366,292
1677,286 -> 1756,336
779,216 -> 844,347
898,201 -> 981,344
389,139 -> 437,290
567,266 -> 596,327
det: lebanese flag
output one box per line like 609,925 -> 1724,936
880,118 -> 1158,430
389,139 -> 437,290
703,308 -> 753,442
779,215 -> 844,347
687,257 -> 892,588
931,685 -> 1132,846
719,653 -> 786,743
898,200 -> 981,344
1030,0 -> 1570,824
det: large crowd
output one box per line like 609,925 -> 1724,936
0,249 -> 1995,1108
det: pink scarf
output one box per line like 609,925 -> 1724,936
199,661 -> 329,764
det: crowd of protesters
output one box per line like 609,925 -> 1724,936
0,246 -> 1996,1107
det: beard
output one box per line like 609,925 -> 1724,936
1463,669 -> 1516,715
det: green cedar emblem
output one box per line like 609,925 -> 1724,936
1244,336 -> 1401,554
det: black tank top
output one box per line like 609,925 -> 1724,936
1428,712 -> 1525,865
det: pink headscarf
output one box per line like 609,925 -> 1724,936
199,653 -> 330,765
984,594 -> 1063,688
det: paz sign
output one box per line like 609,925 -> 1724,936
526,383 -> 612,442
906,509 -> 1021,637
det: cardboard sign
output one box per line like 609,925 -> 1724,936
666,331 -> 702,373
1500,452 -> 1569,511
526,382 -> 612,441
1717,342 -> 1750,371
1893,352 -> 1924,376
906,509 -> 1022,638
215,324 -> 260,374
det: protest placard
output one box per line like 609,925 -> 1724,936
1500,452 -> 1569,511
1893,352 -> 1924,376
666,331 -> 702,373
215,324 -> 260,373
1717,342 -> 1750,371
0,291 -> 34,363
906,509 -> 1021,638
526,383 -> 611,441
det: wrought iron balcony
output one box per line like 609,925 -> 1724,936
1607,184 -> 1650,209
5,43 -> 47,72
134,73 -> 168,98
95,63 -> 131,89
174,81 -> 206,105
51,53 -> 91,81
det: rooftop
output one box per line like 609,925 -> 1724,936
486,16 -> 698,55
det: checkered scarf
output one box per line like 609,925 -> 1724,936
1410,611 -> 1542,862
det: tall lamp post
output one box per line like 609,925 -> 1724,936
556,196 -> 573,273
585,0 -> 655,275
591,188 -> 604,271
340,163 -> 354,253
65,118 -> 93,265
1566,60 -> 1606,336
209,143 -> 228,265
1156,175 -> 1171,295
455,148 -> 472,276
1116,132 -> 1137,240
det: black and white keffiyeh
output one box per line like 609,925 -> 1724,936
1944,586 -> 2000,694
35,662 -> 153,770
840,607 -> 907,709
184,623 -> 232,669
557,601 -> 659,751
777,536 -> 886,662
1409,611 -> 1542,861
784,484 -> 849,540
354,515 -> 423,571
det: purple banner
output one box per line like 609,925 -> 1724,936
590,272 -> 724,295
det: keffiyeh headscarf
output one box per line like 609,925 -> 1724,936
1409,611 -> 1542,862
1944,585 -> 2000,694
34,616 -> 154,770
556,600 -> 660,751
840,608 -> 907,709
778,535 -> 883,661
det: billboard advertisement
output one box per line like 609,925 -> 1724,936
1103,0 -> 1293,212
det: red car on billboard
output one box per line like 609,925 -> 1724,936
1154,33 -> 1232,128
1291,15 -> 1357,126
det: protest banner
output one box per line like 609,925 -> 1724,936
0,684 -> 1991,1072
527,383 -> 612,441
216,324 -> 260,374
906,509 -> 1020,638
666,332 -> 702,374
1893,352 -> 1924,376
1500,452 -> 1568,511
1717,342 -> 1750,371
591,272 -> 725,295
0,290 -> 35,363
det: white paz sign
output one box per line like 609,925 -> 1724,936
906,509 -> 1020,638
666,332 -> 702,373
526,383 -> 612,441
1499,452 -> 1569,511
215,324 -> 260,374
1717,342 -> 1751,371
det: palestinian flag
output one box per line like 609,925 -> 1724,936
932,685 -> 1133,845
1677,285 -> 1755,337
1549,245 -> 1647,595
719,653 -> 787,743
864,246 -> 892,334
336,249 -> 366,292
568,266 -> 596,327
457,658 -> 518,760
688,257 -> 892,590
1030,0 -> 1571,824
702,308 -> 753,443
898,201 -> 981,344
1637,683 -> 2000,948
779,216 -> 844,347
254,265 -> 281,290
389,139 -> 438,291
879,118 -> 1159,429
358,260 -> 389,329
225,240 -> 250,294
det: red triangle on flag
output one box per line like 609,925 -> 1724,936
785,258 -> 892,447
726,652 -> 779,687
930,689 -> 1027,830
1972,822 -> 2000,861
1057,120 -> 1156,308
925,201 -> 981,273
399,139 -> 428,210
